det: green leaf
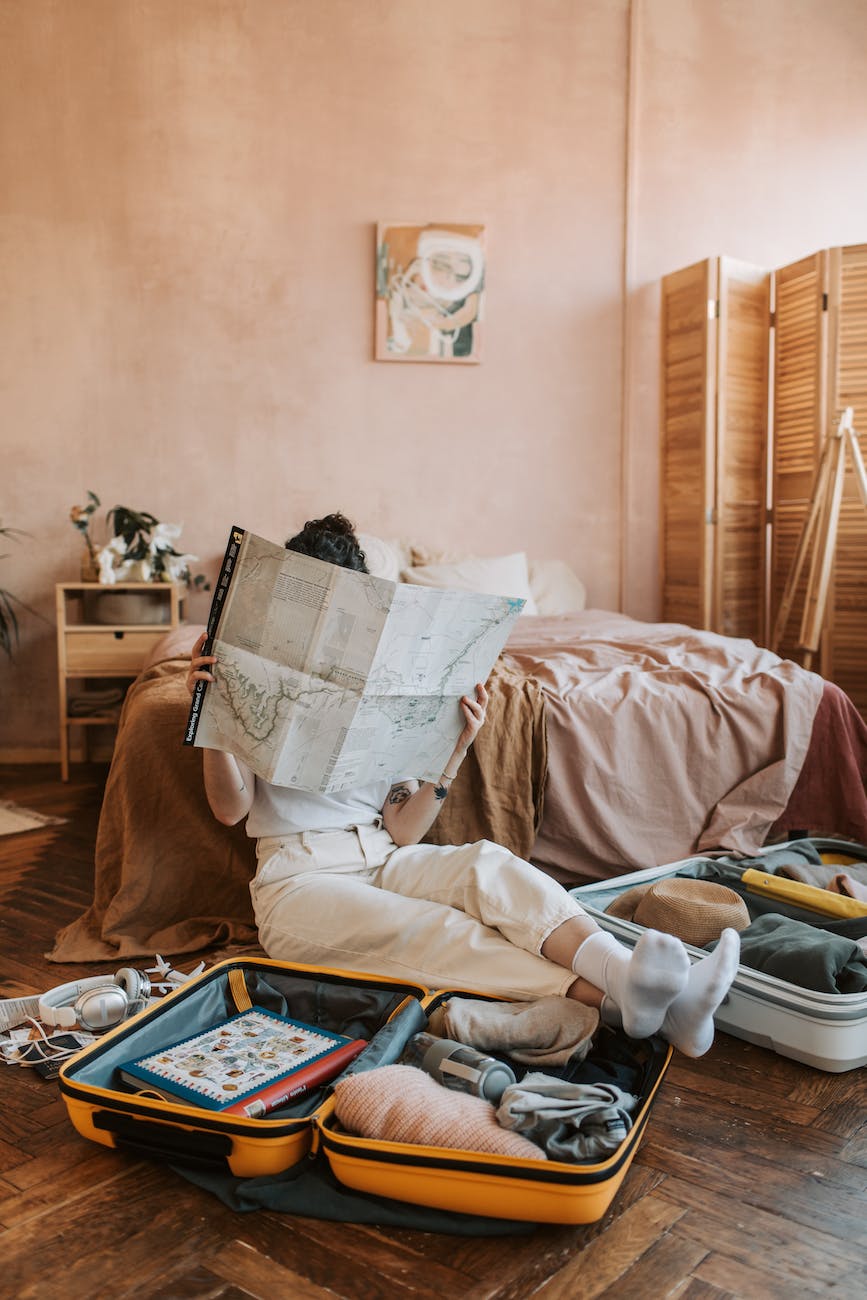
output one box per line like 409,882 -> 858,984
0,589 -> 20,657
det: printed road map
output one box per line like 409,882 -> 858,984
187,529 -> 524,791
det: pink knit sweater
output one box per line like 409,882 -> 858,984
333,1065 -> 545,1160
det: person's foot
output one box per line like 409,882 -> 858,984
661,928 -> 741,1057
573,929 -> 690,1038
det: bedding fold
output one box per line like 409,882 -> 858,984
507,613 -> 825,884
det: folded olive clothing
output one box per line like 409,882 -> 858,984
712,913 -> 867,994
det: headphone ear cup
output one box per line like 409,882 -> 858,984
75,984 -> 131,1032
115,968 -> 151,1009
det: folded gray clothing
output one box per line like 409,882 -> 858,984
429,995 -> 598,1067
773,860 -> 867,890
496,1073 -> 638,1163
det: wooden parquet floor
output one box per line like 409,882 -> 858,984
0,763 -> 865,1299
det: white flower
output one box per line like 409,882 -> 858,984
161,552 -> 198,583
150,522 -> 183,553
96,536 -> 127,584
91,516 -> 203,588
117,558 -> 152,582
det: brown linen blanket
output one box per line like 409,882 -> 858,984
50,655 -> 260,962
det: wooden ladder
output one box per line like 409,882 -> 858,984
771,407 -> 867,670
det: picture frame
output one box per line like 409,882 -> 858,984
375,221 -> 485,363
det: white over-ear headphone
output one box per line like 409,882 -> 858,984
38,968 -> 151,1033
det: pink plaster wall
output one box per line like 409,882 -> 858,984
2,0 -> 867,756
623,0 -> 867,618
1,0 -> 629,755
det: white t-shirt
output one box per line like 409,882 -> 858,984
245,778 -> 394,838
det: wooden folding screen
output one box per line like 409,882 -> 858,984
660,258 -> 769,640
826,244 -> 867,714
660,259 -> 716,630
768,251 -> 827,665
663,242 -> 867,717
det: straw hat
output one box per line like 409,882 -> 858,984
606,877 -> 750,948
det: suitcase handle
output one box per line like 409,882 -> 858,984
93,1109 -> 233,1167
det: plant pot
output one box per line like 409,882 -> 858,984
90,590 -> 172,625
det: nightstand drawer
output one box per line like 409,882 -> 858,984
64,630 -> 165,674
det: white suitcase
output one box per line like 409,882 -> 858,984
570,839 -> 867,1073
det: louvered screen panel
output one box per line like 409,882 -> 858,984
827,244 -> 867,714
769,253 -> 826,664
660,260 -> 715,628
716,260 -> 770,640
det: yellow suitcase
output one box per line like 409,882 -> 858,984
58,956 -> 672,1226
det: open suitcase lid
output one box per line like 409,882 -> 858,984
571,840 -> 867,1072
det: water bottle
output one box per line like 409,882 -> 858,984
402,1031 -> 516,1104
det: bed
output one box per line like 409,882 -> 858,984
49,540 -> 867,964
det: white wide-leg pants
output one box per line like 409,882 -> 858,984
249,825 -> 587,999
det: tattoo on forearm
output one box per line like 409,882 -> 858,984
433,783 -> 449,801
388,785 -> 411,805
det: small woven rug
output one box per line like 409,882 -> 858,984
0,801 -> 67,837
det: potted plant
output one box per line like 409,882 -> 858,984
0,522 -> 41,658
98,505 -> 207,588
68,492 -> 210,624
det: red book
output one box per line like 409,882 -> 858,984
224,1036 -> 368,1118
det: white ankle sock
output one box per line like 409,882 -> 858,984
661,928 -> 741,1057
572,930 -> 690,1039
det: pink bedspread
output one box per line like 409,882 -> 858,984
506,612 -> 827,883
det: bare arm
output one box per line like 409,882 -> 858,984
201,748 -> 255,826
381,684 -> 487,847
186,631 -> 255,826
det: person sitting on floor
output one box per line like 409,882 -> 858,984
186,512 -> 741,1058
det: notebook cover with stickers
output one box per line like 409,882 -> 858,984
116,1007 -> 366,1115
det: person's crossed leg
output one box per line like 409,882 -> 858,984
544,918 -> 740,1058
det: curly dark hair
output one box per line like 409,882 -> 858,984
285,512 -> 368,572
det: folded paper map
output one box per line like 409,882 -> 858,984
184,526 -> 524,792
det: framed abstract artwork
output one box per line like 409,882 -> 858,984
375,221 -> 485,363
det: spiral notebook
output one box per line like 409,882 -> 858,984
116,1007 -> 367,1116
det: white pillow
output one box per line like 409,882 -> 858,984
357,534 -> 412,583
401,552 -> 539,615
528,559 -> 587,615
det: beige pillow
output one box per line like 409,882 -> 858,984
410,544 -> 461,567
401,552 -> 538,615
528,559 -> 587,615
357,533 -> 413,583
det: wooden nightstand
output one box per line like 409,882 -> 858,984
56,582 -> 183,780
